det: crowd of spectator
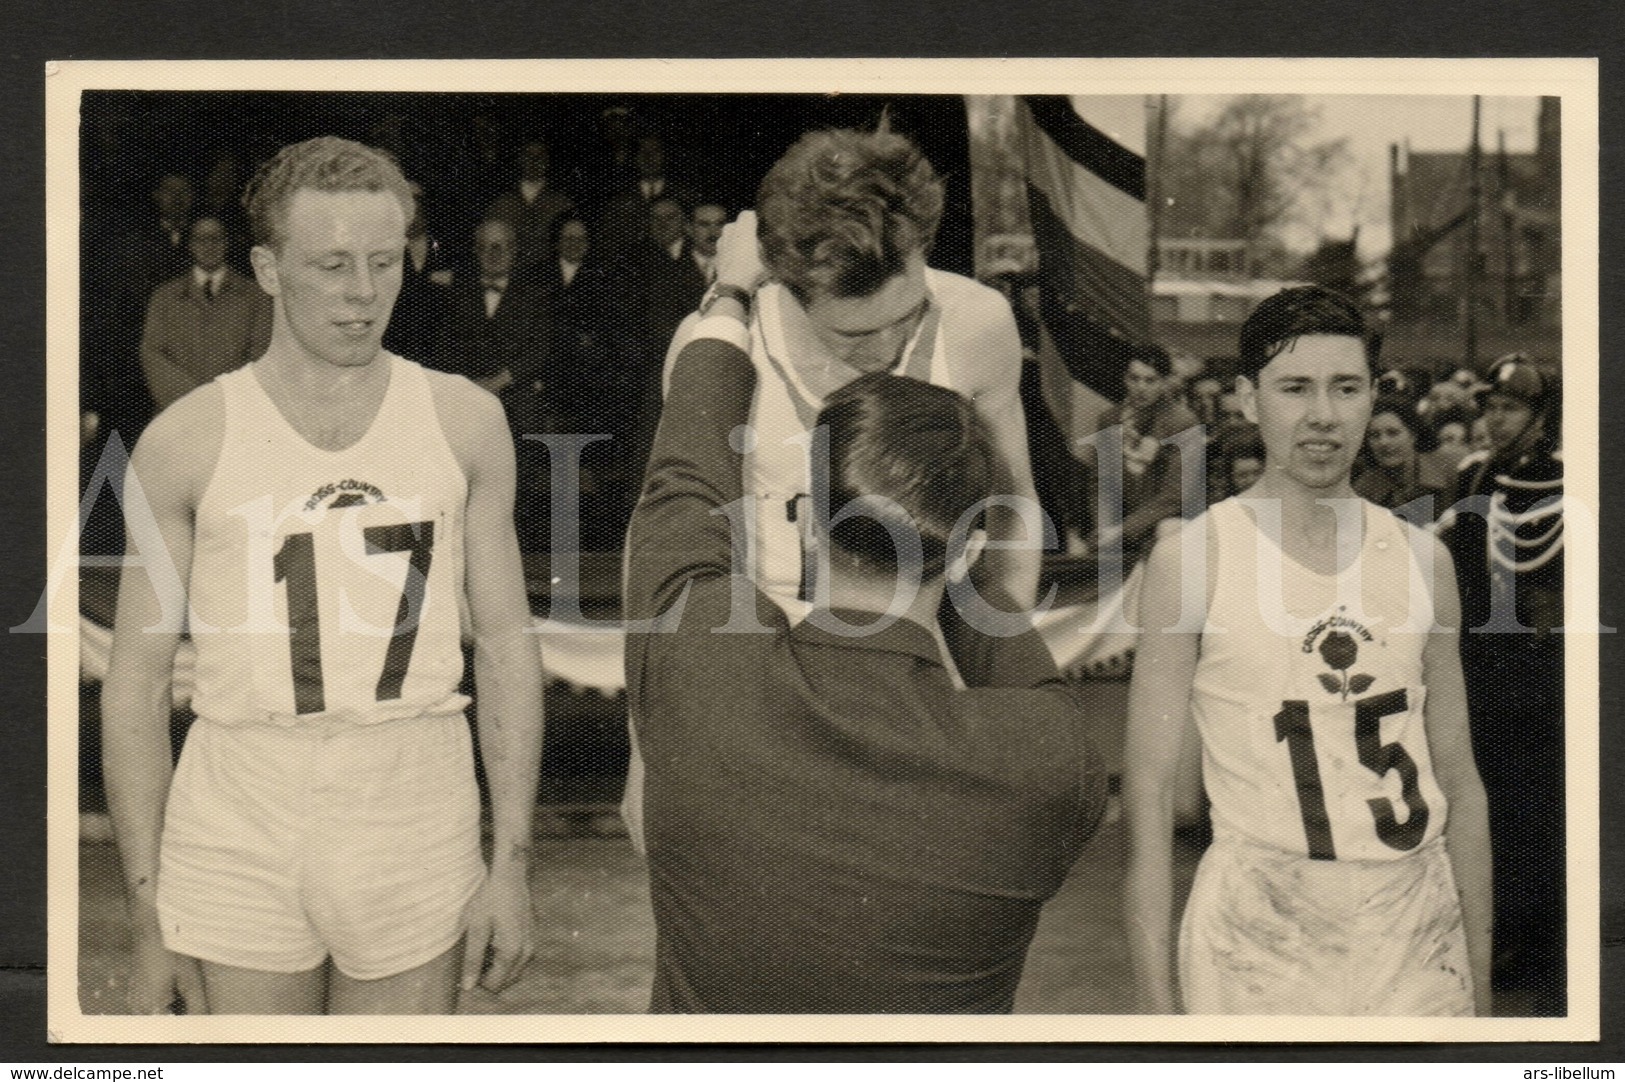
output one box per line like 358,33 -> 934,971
1004,300 -> 1562,562
79,113 -> 1561,569
81,119 -> 733,553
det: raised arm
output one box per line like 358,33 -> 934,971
101,393 -> 219,1014
968,298 -> 1044,608
439,380 -> 545,993
624,214 -> 765,625
1420,535 -> 1494,1014
1122,527 -> 1205,1014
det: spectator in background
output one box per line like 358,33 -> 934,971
1212,425 -> 1266,499
485,139 -> 577,277
132,171 -> 198,297
645,199 -> 714,355
647,197 -> 689,262
383,180 -> 450,363
628,136 -> 691,208
197,149 -> 253,274
687,201 -> 725,284
1420,404 -> 1475,491
434,217 -> 554,546
1214,384 -> 1249,427
86,170 -> 198,453
582,104 -> 640,213
1086,343 -> 1203,559
1227,439 -> 1265,496
433,218 -> 551,425
539,213 -> 644,547
1426,367 -> 1488,419
542,215 -> 595,297
139,216 -> 272,413
1186,372 -> 1224,430
1352,395 -> 1441,525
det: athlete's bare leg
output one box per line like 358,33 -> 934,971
328,942 -> 463,1015
198,959 -> 326,1015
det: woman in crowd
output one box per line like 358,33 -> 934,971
1419,402 -> 1475,491
1353,395 -> 1442,524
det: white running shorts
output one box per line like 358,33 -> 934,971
1179,834 -> 1474,1016
156,713 -> 485,981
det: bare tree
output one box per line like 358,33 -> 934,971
1162,95 -> 1351,274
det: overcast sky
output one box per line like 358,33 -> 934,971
1173,94 -> 1543,260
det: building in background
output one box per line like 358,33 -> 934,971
1388,96 -> 1560,328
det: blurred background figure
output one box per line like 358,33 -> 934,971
139,216 -> 271,413
197,148 -> 253,273
486,138 -> 577,278
1352,395 -> 1441,524
1420,403 -> 1476,490
132,171 -> 198,297
433,217 -> 554,545
383,179 -> 451,364
1083,343 -> 1203,561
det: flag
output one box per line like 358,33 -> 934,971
1017,95 -> 1149,400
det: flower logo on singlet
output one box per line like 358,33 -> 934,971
1316,630 -> 1374,701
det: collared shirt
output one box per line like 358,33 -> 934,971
520,179 -> 545,204
559,259 -> 580,287
193,266 -> 226,298
692,251 -> 714,282
482,277 -> 508,318
624,320 -> 1104,1014
641,177 -> 665,200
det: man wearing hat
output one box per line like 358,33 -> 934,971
1440,352 -> 1565,1016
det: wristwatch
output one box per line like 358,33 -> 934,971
700,282 -> 753,317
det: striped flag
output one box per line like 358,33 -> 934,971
1017,95 -> 1149,400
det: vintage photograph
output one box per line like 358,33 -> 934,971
44,59 -> 1599,1043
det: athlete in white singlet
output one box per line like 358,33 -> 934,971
1124,286 -> 1492,1015
103,138 -> 544,1015
623,128 -> 1042,849
666,264 -> 1034,620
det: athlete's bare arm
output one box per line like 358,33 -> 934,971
1418,535 -> 1494,1014
1123,524 -> 1206,1014
431,373 -> 544,994
962,294 -> 1044,609
101,386 -> 225,1014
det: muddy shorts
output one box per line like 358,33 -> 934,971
1179,833 -> 1474,1015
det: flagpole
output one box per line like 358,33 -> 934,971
1465,94 -> 1482,369
1147,94 -> 1168,288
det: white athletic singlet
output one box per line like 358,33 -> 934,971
1192,497 -> 1449,862
188,355 -> 470,727
666,269 -> 1013,619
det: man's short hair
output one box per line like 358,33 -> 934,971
243,137 -> 414,252
756,125 -> 944,304
816,373 -> 998,580
551,213 -> 588,248
1236,285 -> 1380,384
1131,343 -> 1173,379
